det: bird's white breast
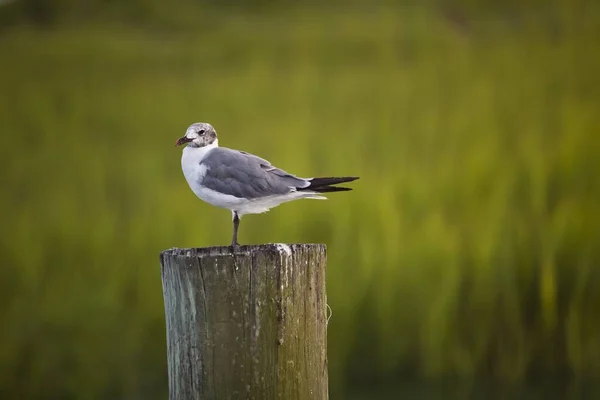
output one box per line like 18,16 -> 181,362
181,143 -> 214,184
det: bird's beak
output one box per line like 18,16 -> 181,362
175,136 -> 192,147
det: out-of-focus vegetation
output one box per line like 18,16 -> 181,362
1,0 -> 600,398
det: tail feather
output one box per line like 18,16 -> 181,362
298,176 -> 359,193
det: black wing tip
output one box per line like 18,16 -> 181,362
315,176 -> 359,181
312,186 -> 353,193
307,176 -> 359,188
335,176 -> 359,183
298,176 -> 359,193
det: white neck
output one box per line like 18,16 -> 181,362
182,139 -> 219,163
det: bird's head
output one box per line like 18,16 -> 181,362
175,122 -> 218,148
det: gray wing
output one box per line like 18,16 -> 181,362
200,147 -> 310,199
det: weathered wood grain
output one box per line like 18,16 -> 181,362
159,244 -> 328,400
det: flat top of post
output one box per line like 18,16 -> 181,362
160,243 -> 326,259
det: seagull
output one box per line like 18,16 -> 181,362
175,122 -> 359,246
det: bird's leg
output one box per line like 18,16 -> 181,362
231,212 -> 240,247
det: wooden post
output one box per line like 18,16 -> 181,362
159,244 -> 328,400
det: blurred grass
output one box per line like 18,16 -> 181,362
1,2 -> 600,398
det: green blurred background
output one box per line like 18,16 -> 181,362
1,0 -> 600,398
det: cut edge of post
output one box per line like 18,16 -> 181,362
160,243 -> 327,259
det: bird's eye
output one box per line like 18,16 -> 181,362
198,129 -> 205,135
